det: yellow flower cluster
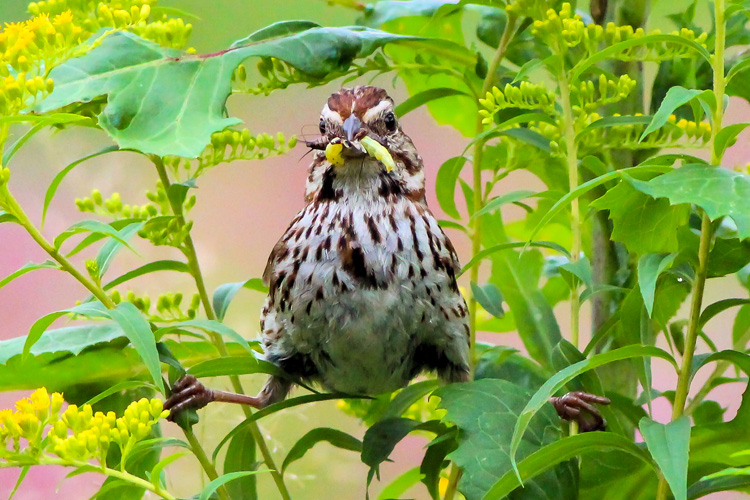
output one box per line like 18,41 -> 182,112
0,388 -> 168,468
28,0 -> 192,50
0,12 -> 81,116
479,82 -> 557,124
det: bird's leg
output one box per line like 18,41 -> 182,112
549,391 -> 611,432
164,375 -> 290,422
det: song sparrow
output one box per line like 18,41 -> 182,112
165,86 -> 609,430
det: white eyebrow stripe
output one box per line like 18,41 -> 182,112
363,100 -> 393,123
321,104 -> 343,125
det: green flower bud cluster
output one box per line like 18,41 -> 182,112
28,0 -> 192,50
529,3 -> 707,62
75,189 -> 160,220
108,289 -> 201,321
576,113 -> 711,154
171,128 -> 297,178
570,75 -> 637,114
479,82 -> 556,125
505,0 -> 550,17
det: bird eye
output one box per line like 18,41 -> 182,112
319,119 -> 326,135
384,112 -> 397,131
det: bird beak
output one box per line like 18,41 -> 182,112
343,114 -> 361,142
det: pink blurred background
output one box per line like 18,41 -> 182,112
1,0 -> 750,498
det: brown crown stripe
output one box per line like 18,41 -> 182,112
327,86 -> 392,120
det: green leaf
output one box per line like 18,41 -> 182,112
103,260 -> 191,291
166,179 -> 196,210
578,115 -> 653,141
488,246 -> 562,369
8,466 -> 30,500
361,418 -> 446,475
627,164 -> 750,239
0,323 -> 124,364
640,416 -> 691,500
95,222 -> 143,277
156,320 -> 254,352
437,379 -> 577,500
0,113 -> 89,126
572,35 -> 711,82
510,345 -> 678,477
41,146 -> 122,226
212,278 -> 268,321
0,210 -> 19,224
529,164 -> 673,243
471,190 -> 538,219
394,88 -> 472,117
559,256 -> 594,292
188,355 -> 278,378
54,219 -> 137,252
460,241 -> 570,275
435,156 -> 467,219
150,452 -> 189,489
125,437 -> 191,469
0,261 -> 60,291
230,20 -> 321,47
640,87 -> 704,140
24,302 -> 111,358
714,123 -> 749,160
692,400 -> 726,426
591,180 -> 690,255
84,380 -> 156,406
421,430 -> 457,499
223,425 -> 257,500
638,254 -> 677,317
699,298 -> 750,329
198,471 -> 270,500
212,393 -> 370,462
380,379 -> 440,421
687,468 -> 750,499
470,282 -> 504,318
36,28 -> 425,157
377,467 -> 423,500
482,432 -> 656,500
282,428 -> 362,473
108,302 -> 164,394
0,339 -> 246,392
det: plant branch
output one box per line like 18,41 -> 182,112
0,186 -> 116,309
0,458 -> 176,500
557,58 -> 582,350
468,13 -> 518,359
151,156 -> 292,500
656,0 -> 724,497
184,427 -> 229,500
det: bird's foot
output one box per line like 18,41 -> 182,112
550,391 -> 611,432
164,375 -> 215,422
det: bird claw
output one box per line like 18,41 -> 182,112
164,375 -> 215,422
550,391 -> 611,432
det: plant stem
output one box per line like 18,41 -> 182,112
445,14 -> 516,500
0,458 -> 177,500
556,63 -> 582,350
443,465 -> 462,500
151,157 -> 292,500
0,186 -> 116,309
184,427 -> 230,500
468,13 -> 517,358
656,1 -> 724,498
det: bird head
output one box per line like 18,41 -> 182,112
305,86 -> 425,203
308,86 -> 409,171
